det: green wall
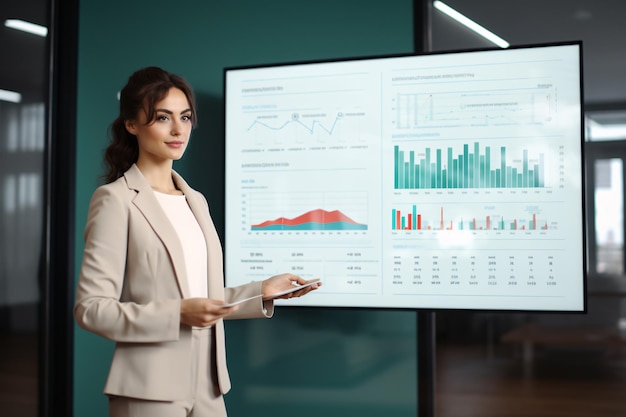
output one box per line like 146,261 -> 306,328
75,1 -> 415,416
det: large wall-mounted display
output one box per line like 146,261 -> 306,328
224,42 -> 585,312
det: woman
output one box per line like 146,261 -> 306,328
74,66 -> 320,417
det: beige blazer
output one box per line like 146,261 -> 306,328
74,164 -> 273,401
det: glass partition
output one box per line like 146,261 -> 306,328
225,308 -> 417,417
0,1 -> 49,415
430,1 -> 626,416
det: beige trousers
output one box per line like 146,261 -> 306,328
108,327 -> 227,417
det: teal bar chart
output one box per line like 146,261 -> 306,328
394,143 -> 545,189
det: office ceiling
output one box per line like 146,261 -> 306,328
433,0 -> 626,107
0,1 -> 625,108
0,1 -> 47,102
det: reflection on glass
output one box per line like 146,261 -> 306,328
594,158 -> 624,274
586,111 -> 626,142
0,99 -> 45,416
1,0 -> 47,414
225,309 -> 417,417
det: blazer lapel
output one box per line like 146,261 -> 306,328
124,164 -> 191,299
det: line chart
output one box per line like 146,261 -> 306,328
246,112 -> 344,135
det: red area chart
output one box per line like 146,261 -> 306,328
251,208 -> 368,231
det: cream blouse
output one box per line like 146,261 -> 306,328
154,191 -> 208,298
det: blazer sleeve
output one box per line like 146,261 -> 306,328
74,185 -> 181,343
224,281 -> 275,319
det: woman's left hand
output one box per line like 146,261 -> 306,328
262,273 -> 321,300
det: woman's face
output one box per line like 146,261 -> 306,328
125,87 -> 193,165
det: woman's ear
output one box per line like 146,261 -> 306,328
124,119 -> 137,135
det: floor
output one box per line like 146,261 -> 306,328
4,331 -> 626,417
435,342 -> 626,417
0,333 -> 38,417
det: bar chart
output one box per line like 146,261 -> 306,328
393,142 -> 552,189
391,204 -> 557,231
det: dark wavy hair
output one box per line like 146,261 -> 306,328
103,66 -> 197,183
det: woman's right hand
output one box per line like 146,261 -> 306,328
180,298 -> 238,328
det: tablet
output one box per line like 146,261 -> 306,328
264,279 -> 321,300
221,294 -> 262,308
